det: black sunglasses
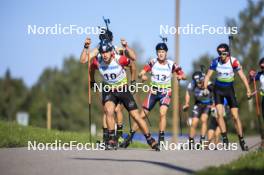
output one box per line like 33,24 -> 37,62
218,51 -> 228,56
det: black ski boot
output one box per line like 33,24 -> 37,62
199,136 -> 206,150
102,128 -> 109,144
145,134 -> 160,151
105,130 -> 117,150
106,139 -> 117,150
116,125 -> 124,146
158,131 -> 165,146
221,132 -> 229,149
239,136 -> 249,151
119,131 -> 135,148
189,137 -> 195,150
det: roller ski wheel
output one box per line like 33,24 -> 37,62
147,137 -> 160,151
119,134 -> 133,148
239,140 -> 249,151
105,140 -> 117,150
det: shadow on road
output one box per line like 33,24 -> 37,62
72,157 -> 194,174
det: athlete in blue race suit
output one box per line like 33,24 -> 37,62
204,43 -> 251,151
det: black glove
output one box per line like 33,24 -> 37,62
84,44 -> 89,49
182,105 -> 189,112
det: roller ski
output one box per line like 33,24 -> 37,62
239,137 -> 249,151
119,131 -> 135,148
146,135 -> 160,151
105,139 -> 118,150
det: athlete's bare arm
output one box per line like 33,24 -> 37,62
80,37 -> 99,64
183,90 -> 190,110
204,69 -> 214,89
128,60 -> 137,81
138,69 -> 148,82
237,69 -> 251,97
119,38 -> 136,61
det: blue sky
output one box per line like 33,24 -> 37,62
0,0 -> 249,87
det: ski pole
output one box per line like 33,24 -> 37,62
253,77 -> 264,142
228,35 -> 233,56
179,104 -> 183,136
86,40 -> 92,143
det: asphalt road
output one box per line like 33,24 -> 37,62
0,137 -> 261,175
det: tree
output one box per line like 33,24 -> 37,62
226,0 -> 264,132
227,0 -> 264,70
0,69 -> 28,121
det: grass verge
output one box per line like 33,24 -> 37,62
196,150 -> 264,175
0,120 -> 147,148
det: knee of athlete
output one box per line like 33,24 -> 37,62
115,106 -> 121,113
191,124 -> 197,129
116,110 -> 123,117
231,110 -> 239,120
201,120 -> 207,126
160,113 -> 167,119
232,114 -> 239,121
130,110 -> 140,119
201,117 -> 208,124
191,122 -> 197,128
105,108 -> 115,117
207,132 -> 213,140
140,109 -> 147,118
216,116 -> 224,124
160,110 -> 167,118
216,110 -> 224,117
140,112 -> 145,119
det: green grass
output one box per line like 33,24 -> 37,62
0,120 -> 147,148
0,120 -> 245,149
196,150 -> 264,175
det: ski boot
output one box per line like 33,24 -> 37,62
222,132 -> 230,150
239,136 -> 249,151
119,131 -> 135,148
105,130 -> 117,150
105,139 -> 117,150
189,137 -> 195,150
158,131 -> 165,146
146,134 -> 160,151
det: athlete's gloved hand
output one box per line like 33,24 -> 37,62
138,72 -> 148,82
176,74 -> 185,80
186,117 -> 192,127
120,38 -> 128,48
202,89 -> 210,96
249,70 -> 256,78
210,107 -> 217,117
182,104 -> 190,112
84,37 -> 91,49
247,89 -> 252,99
141,75 -> 148,81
